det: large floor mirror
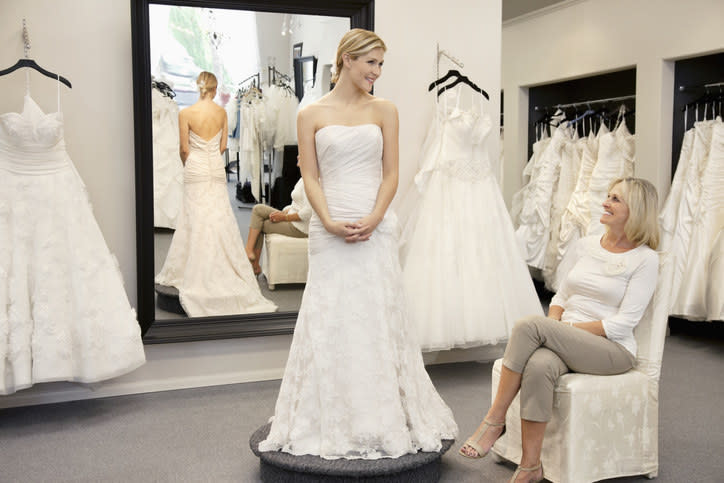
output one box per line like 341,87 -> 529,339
131,0 -> 374,343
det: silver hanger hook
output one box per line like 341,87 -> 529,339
22,18 -> 31,58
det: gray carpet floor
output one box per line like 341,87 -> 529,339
0,325 -> 722,483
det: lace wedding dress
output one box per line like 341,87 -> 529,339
400,90 -> 543,351
259,123 -> 458,459
155,129 -> 276,316
0,88 -> 146,395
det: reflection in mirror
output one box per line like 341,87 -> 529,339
293,56 -> 319,102
148,5 -> 350,320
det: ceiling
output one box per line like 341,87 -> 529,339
503,0 -> 569,21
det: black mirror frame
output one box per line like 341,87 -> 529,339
293,55 -> 319,101
131,0 -> 374,343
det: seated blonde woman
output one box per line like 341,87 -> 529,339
245,178 -> 311,275
459,177 -> 660,483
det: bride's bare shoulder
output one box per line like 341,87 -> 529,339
369,96 -> 397,111
369,97 -> 398,126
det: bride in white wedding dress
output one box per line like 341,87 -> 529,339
155,72 -> 276,317
258,29 -> 458,459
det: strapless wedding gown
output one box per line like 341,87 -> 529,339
259,124 -> 458,459
0,93 -> 146,395
400,91 -> 543,351
155,130 -> 276,316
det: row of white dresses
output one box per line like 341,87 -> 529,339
151,87 -> 183,229
399,88 -> 543,351
0,84 -> 146,395
512,114 -> 636,292
226,84 -> 299,201
660,116 -> 724,321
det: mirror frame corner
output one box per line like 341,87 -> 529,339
130,0 -> 374,343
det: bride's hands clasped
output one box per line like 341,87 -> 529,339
349,213 -> 382,242
324,213 -> 382,243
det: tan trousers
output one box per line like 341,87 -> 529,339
250,204 -> 306,251
502,315 -> 635,422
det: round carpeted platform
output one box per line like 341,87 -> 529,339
154,284 -> 186,315
250,423 -> 454,483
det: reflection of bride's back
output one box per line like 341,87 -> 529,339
155,126 -> 277,317
184,130 -> 225,182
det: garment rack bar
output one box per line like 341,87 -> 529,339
267,65 -> 290,86
238,72 -> 260,87
534,94 -> 635,111
678,81 -> 724,92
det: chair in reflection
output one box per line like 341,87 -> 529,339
262,234 -> 309,290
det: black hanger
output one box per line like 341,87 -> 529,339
152,80 -> 176,99
536,109 -> 560,127
0,58 -> 72,88
428,69 -> 463,91
428,69 -> 489,99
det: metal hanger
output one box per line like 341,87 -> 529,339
0,19 -> 72,88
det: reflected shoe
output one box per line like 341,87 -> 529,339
509,462 -> 544,483
458,418 -> 506,459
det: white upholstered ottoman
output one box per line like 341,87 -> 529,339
262,233 -> 309,290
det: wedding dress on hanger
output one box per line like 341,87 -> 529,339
665,117 -> 724,320
400,88 -> 543,351
0,80 -> 145,395
151,87 -> 183,229
584,116 -> 635,237
557,124 -> 608,268
515,125 -> 567,268
541,126 -> 582,290
511,130 -> 550,228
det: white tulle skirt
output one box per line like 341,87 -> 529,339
400,169 -> 544,351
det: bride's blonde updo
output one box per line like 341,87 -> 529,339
332,28 -> 387,84
196,71 -> 218,98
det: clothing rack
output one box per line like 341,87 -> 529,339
534,94 -> 635,112
678,81 -> 724,92
267,65 -> 291,86
680,82 -> 723,122
238,73 -> 261,90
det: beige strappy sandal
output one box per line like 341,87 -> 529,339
458,418 -> 506,459
509,461 -> 544,482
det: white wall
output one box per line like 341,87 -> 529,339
376,0 -> 502,210
0,0 -> 138,306
0,0 -> 503,408
501,0 -> 724,207
255,12 -> 290,83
